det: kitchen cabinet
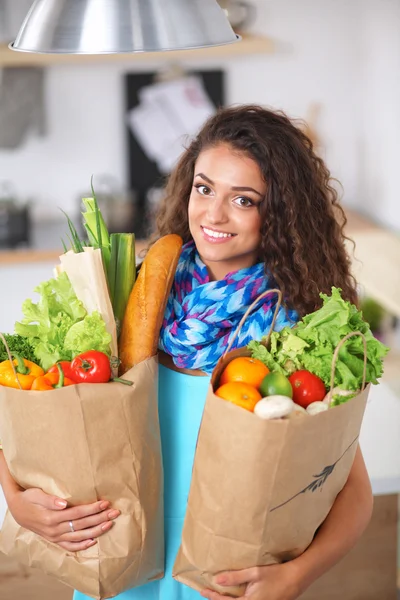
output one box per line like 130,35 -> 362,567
0,33 -> 274,67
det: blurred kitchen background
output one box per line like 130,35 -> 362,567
0,1 -> 399,599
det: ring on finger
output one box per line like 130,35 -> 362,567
68,520 -> 75,533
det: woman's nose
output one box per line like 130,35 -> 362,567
206,197 -> 228,224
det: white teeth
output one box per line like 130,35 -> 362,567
203,227 -> 233,239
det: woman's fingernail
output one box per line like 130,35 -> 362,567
107,510 -> 120,519
101,521 -> 113,531
216,576 -> 227,585
86,539 -> 97,548
99,501 -> 109,510
55,499 -> 67,508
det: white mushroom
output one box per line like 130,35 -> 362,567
293,404 -> 307,414
287,404 -> 308,419
254,395 -> 294,420
306,401 -> 329,415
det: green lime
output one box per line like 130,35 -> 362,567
259,372 -> 293,398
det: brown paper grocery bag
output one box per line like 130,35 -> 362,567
173,293 -> 370,597
0,356 -> 163,599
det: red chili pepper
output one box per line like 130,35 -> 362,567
70,351 -> 111,384
47,361 -> 77,382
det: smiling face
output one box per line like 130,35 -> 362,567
188,143 -> 266,280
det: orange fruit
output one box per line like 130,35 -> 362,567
215,382 -> 262,412
219,357 -> 269,388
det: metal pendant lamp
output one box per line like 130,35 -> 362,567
10,0 -> 239,55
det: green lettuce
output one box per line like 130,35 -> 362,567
249,287 -> 389,391
64,312 -> 111,356
15,272 -> 111,370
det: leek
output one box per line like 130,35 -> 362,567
61,178 -> 136,335
109,233 -> 136,334
81,196 -> 111,275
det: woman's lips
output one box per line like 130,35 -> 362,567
201,226 -> 236,244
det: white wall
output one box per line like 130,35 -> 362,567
0,0 -> 398,229
358,0 -> 400,230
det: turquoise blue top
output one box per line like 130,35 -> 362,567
74,363 -> 210,600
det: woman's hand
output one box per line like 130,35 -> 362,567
201,563 -> 300,600
9,487 -> 120,552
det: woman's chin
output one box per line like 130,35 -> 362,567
196,245 -> 231,264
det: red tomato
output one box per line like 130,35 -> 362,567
288,370 -> 326,408
70,351 -> 111,384
47,361 -> 78,382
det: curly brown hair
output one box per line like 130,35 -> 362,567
154,104 -> 357,316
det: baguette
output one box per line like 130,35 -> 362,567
118,234 -> 183,374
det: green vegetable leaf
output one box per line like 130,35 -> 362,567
64,311 -> 112,357
13,271 -> 109,370
0,334 -> 37,363
248,287 -> 389,394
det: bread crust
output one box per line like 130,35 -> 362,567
118,234 -> 183,374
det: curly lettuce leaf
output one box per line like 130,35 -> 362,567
14,271 -> 111,370
249,287 -> 389,392
64,312 -> 112,357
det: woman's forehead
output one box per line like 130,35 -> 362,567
194,144 -> 264,182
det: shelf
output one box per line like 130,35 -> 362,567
0,34 -> 274,67
0,239 -> 148,266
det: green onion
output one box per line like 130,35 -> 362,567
65,233 -> 78,254
60,209 -> 84,253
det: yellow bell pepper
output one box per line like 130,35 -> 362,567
0,355 -> 44,390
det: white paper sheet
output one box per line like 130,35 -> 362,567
127,76 -> 216,173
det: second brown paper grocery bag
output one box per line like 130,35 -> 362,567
173,297 -> 370,597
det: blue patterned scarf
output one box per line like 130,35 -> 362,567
159,241 -> 298,373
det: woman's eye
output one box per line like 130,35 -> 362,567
233,196 -> 254,208
194,184 -> 212,196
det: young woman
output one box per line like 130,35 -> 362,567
0,105 -> 373,600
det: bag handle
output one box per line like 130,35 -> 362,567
326,331 -> 367,404
0,332 -> 23,390
224,288 -> 283,356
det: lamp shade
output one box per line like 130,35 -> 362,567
10,0 -> 240,54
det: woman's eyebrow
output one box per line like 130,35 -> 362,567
195,172 -> 214,185
195,173 -> 263,197
231,185 -> 263,197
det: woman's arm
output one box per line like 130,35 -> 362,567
203,446 -> 373,600
290,445 -> 373,594
0,448 -> 22,504
0,450 -> 120,552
